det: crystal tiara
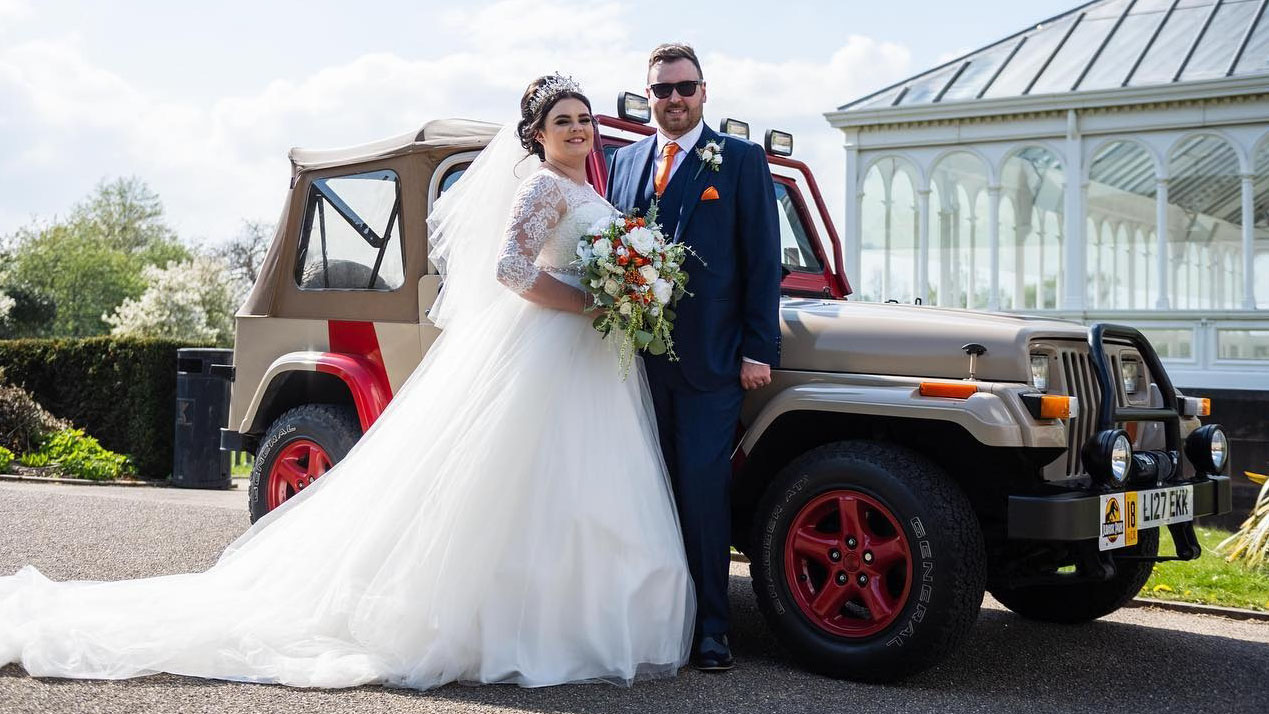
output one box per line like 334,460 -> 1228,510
527,74 -> 584,115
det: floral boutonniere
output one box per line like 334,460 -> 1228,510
694,139 -> 725,179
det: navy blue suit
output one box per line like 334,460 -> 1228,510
606,124 -> 781,638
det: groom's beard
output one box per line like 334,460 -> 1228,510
654,100 -> 700,136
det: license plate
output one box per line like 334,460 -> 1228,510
1098,485 -> 1193,551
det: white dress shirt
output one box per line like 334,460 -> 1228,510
651,119 -> 766,368
649,119 -> 705,185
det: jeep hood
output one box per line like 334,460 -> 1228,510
778,299 -> 1090,382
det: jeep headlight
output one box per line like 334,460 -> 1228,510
1185,424 -> 1228,474
1030,354 -> 1049,392
1083,429 -> 1133,487
1121,358 -> 1140,394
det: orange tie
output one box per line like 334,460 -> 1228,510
654,142 -> 679,197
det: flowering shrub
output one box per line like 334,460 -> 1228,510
103,254 -> 244,346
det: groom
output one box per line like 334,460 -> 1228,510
606,43 -> 781,672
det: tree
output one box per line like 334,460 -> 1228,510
103,254 -> 244,346
217,220 -> 273,286
3,178 -> 190,337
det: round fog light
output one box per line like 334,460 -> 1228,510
1185,424 -> 1228,474
1083,429 -> 1133,487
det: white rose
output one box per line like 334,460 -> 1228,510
652,278 -> 673,304
618,302 -> 633,317
590,279 -> 602,289
712,154 -> 723,166
591,239 -> 612,259
638,265 -> 659,284
627,227 -> 656,256
604,278 -> 621,296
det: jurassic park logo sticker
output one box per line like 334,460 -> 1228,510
1099,493 -> 1126,551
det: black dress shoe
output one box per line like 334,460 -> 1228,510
691,634 -> 734,672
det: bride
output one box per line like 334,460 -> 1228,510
0,75 -> 695,690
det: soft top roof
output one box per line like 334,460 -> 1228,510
288,118 -> 502,171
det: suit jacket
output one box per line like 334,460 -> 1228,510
606,123 -> 781,391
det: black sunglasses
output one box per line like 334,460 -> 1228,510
648,80 -> 702,99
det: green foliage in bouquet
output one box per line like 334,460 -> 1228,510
575,201 -> 698,376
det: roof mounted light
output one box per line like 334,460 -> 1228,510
720,118 -> 749,139
617,92 -> 650,124
765,129 -> 793,157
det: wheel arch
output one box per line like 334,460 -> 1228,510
239,351 -> 385,440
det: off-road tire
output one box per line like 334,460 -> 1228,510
248,404 -> 360,523
750,440 -> 986,682
989,528 -> 1159,624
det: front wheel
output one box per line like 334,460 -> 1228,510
248,404 -> 360,522
750,441 -> 985,682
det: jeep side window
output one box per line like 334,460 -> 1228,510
438,165 -> 466,197
295,169 -> 405,291
774,182 -> 823,274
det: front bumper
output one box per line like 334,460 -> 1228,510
1007,475 -> 1232,541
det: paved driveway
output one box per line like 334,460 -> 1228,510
1,481 -> 1266,714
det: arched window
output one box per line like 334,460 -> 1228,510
928,152 -> 989,308
1168,134 -> 1243,310
1255,137 -> 1269,309
999,196 -> 1017,310
1000,147 -> 1063,310
1088,140 -> 1156,310
858,158 -> 921,302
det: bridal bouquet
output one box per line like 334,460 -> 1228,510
574,204 -> 694,375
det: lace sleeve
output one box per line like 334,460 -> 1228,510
496,173 -> 567,294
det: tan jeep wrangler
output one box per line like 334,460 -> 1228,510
215,94 -> 1233,682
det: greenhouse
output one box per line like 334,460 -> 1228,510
826,0 -> 1269,401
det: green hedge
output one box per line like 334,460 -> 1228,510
0,337 -> 213,479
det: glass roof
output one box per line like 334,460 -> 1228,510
840,0 -> 1269,112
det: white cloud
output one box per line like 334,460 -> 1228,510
0,0 -> 31,23
0,1 -> 911,259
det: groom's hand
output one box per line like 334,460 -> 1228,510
740,360 -> 772,390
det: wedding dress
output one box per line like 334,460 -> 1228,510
0,128 -> 695,689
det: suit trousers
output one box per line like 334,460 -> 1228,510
644,362 -> 743,639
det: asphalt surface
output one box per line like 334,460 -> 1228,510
1,480 -> 1266,714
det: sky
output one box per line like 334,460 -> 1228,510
0,0 -> 1080,247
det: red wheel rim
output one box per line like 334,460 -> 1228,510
784,489 -> 913,638
266,439 -> 333,510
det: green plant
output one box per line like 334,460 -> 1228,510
19,452 -> 49,467
0,445 -> 13,472
28,428 -> 132,481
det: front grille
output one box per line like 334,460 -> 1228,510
1058,348 -> 1102,478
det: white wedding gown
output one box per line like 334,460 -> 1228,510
0,168 -> 695,689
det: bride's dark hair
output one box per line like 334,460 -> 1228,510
517,75 -> 592,161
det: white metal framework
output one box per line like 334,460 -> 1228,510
827,0 -> 1269,391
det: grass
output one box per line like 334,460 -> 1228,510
1143,524 -> 1269,611
229,452 -> 254,478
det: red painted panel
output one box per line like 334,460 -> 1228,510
324,321 -> 393,428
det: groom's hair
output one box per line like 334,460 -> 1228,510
648,43 -> 703,80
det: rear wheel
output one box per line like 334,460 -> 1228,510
750,441 -> 985,682
248,404 -> 360,522
989,529 -> 1159,623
